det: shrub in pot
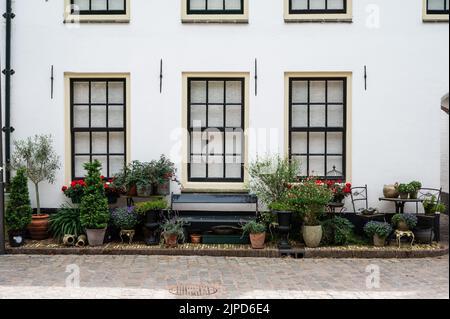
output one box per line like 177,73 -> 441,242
160,215 -> 186,248
112,161 -> 152,196
152,155 -> 179,195
49,204 -> 84,242
321,216 -> 355,246
111,207 -> 139,242
364,221 -> 393,247
288,179 -> 333,248
135,199 -> 168,245
79,161 -> 110,246
241,220 -> 267,249
423,196 -> 446,215
397,184 -> 413,199
391,213 -> 418,231
5,168 -> 33,247
12,134 -> 61,240
408,181 -> 422,199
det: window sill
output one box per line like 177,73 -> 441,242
423,15 -> 449,22
285,15 -> 353,23
181,182 -> 247,193
181,16 -> 249,24
64,15 -> 130,24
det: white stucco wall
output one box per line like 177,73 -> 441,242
1,0 -> 449,211
441,97 -> 449,194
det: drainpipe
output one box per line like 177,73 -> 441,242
0,55 -> 5,255
2,0 -> 14,186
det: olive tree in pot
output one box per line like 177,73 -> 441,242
364,221 -> 393,247
79,161 -> 110,246
288,179 -> 333,248
241,220 -> 267,249
11,135 -> 61,240
5,168 -> 33,247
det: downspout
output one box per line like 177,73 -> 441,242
2,0 -> 14,186
0,55 -> 5,255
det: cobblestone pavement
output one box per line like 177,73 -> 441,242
0,254 -> 448,299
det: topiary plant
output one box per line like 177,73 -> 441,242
5,168 -> 33,233
322,216 -> 355,246
79,160 -> 110,230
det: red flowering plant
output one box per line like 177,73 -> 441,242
102,176 -> 122,199
62,180 -> 86,204
318,180 -> 352,203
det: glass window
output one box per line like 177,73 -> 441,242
187,0 -> 244,14
71,0 -> 126,15
427,0 -> 449,14
290,0 -> 347,14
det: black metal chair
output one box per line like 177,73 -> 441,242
416,187 -> 442,214
351,185 -> 369,213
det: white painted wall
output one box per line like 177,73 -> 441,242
1,0 -> 449,211
441,96 -> 449,194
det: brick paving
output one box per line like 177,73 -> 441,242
0,254 -> 448,299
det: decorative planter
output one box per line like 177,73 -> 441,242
76,235 -> 87,247
164,233 -> 178,248
86,228 -> 106,246
28,214 -> 50,240
414,228 -> 434,244
8,232 -> 24,247
383,184 -> 399,198
63,235 -> 77,246
120,229 -> 135,244
373,234 -> 387,247
250,233 -> 266,249
144,211 -> 161,246
275,211 -> 292,250
397,221 -> 410,231
409,191 -> 419,200
155,180 -> 171,196
127,185 -> 137,197
399,193 -> 409,200
107,194 -> 119,204
302,225 -> 323,248
190,234 -> 202,244
137,185 -> 153,197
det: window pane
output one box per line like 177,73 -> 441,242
92,132 -> 107,153
75,156 -> 90,178
310,81 -> 326,103
225,156 -> 242,178
109,82 -> 124,104
327,0 -> 344,10
310,156 -> 325,177
310,132 -> 325,154
91,82 -> 106,104
191,155 -> 207,178
191,81 -> 207,103
226,81 -> 242,104
292,105 -> 308,127
310,105 -> 326,127
328,81 -> 344,103
91,0 -> 107,11
291,0 -> 308,10
73,105 -> 89,127
109,105 -> 124,128
74,132 -> 90,154
226,105 -> 242,127
225,0 -> 242,10
327,132 -> 343,154
92,156 -> 108,176
292,155 -> 307,176
208,81 -> 224,104
110,132 -> 125,153
291,132 -> 308,154
429,0 -> 445,10
208,0 -> 224,10
208,156 -> 224,178
191,131 -> 207,154
109,0 -> 125,10
73,0 -> 90,11
110,156 -> 125,176
327,156 -> 343,177
328,105 -> 344,127
91,105 -> 107,128
73,82 -> 89,104
191,105 -> 207,128
292,81 -> 308,103
190,0 -> 206,10
310,0 -> 326,10
208,105 -> 224,127
225,131 -> 243,155
207,131 -> 224,155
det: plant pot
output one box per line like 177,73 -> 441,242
8,232 -> 24,247
399,193 -> 409,200
127,185 -> 137,196
396,221 -> 410,231
373,234 -> 387,247
275,211 -> 292,249
137,185 -> 153,197
28,214 -> 49,240
86,228 -> 107,246
302,225 -> 323,248
71,197 -> 82,204
76,235 -> 88,247
414,228 -> 435,243
107,194 -> 119,204
155,180 -> 171,196
190,234 -> 202,244
250,232 -> 266,249
164,233 -> 178,248
383,184 -> 399,198
409,191 -> 418,200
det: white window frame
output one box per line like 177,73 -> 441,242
181,0 -> 249,23
284,0 -> 353,23
423,0 -> 449,22
64,0 -> 131,23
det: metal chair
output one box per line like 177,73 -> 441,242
351,185 -> 369,213
416,187 -> 442,214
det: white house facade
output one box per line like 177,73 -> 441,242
1,0 -> 449,211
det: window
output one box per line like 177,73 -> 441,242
288,77 -> 347,180
187,78 -> 245,183
64,0 -> 130,23
182,0 -> 249,23
284,0 -> 352,22
427,0 -> 449,14
70,79 -> 127,179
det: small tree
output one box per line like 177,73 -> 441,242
5,168 -> 33,233
11,135 -> 60,215
79,160 -> 110,230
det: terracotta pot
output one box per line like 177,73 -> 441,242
155,180 -> 171,196
397,221 -> 410,231
190,234 -> 202,244
28,214 -> 49,240
373,234 -> 387,247
302,225 -> 323,248
86,228 -> 106,246
164,233 -> 178,248
383,184 -> 399,198
137,185 -> 153,197
250,233 -> 266,249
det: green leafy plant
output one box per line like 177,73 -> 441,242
111,207 -> 139,230
49,205 -> 84,240
135,199 -> 168,215
322,217 -> 355,246
408,181 -> 422,192
160,214 -> 187,241
268,201 -> 293,212
241,220 -> 267,235
5,168 -> 33,233
397,183 -> 414,194
364,221 -> 392,238
287,178 -> 333,226
113,161 -> 155,193
391,213 -> 418,230
152,155 -> 179,185
435,203 -> 447,213
422,196 -> 445,214
11,134 -> 61,215
248,155 -> 300,208
79,160 -> 110,230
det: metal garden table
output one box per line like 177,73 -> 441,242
378,197 -> 425,214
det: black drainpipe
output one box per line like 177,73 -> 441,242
2,0 -> 14,185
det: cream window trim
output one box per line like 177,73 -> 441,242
423,0 -> 449,22
64,72 -> 131,185
284,0 -> 353,23
64,0 -> 131,23
284,72 -> 353,183
181,0 -> 249,24
181,72 -> 250,192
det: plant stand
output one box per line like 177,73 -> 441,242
120,230 -> 135,244
395,230 -> 415,248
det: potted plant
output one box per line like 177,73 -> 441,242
5,168 -> 33,247
190,233 -> 202,244
111,207 -> 139,243
422,196 -> 445,215
135,199 -> 168,223
62,180 -> 86,204
160,215 -> 186,248
321,216 -> 355,246
11,134 -> 61,240
408,181 -> 422,199
325,180 -> 352,204
113,161 -> 155,197
49,204 -> 84,242
364,221 -> 393,247
152,155 -> 178,196
241,220 -> 267,249
391,213 -> 418,231
103,177 -> 121,204
79,160 -> 110,246
288,179 -> 333,248
397,183 -> 413,199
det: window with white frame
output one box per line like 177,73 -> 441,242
71,79 -> 127,179
289,78 -> 347,180
427,0 -> 449,14
289,0 -> 347,14
71,0 -> 126,15
188,78 -> 245,182
187,0 -> 244,14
